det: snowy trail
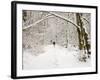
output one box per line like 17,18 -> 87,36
23,45 -> 91,70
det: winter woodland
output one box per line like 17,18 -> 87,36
22,10 -> 91,70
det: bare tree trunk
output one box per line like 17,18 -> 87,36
76,13 -> 84,50
76,13 -> 90,61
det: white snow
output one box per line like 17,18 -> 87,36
23,45 -> 91,70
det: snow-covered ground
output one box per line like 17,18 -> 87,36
23,45 -> 91,70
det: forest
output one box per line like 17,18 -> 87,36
22,10 -> 91,69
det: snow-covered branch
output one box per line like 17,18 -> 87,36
49,12 -> 80,29
23,12 -> 80,30
23,14 -> 52,30
81,17 -> 89,24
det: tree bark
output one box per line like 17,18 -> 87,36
76,13 -> 90,58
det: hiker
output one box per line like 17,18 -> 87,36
50,40 -> 56,47
53,41 -> 55,47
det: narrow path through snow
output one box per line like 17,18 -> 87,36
23,45 -> 91,70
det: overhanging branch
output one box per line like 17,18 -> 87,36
23,12 -> 80,30
23,14 -> 52,30
49,12 -> 80,29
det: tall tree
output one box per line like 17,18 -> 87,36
76,13 -> 90,61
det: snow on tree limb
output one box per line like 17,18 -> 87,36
23,16 -> 34,27
49,12 -> 80,29
81,17 -> 89,24
23,12 -> 80,30
23,14 -> 52,30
